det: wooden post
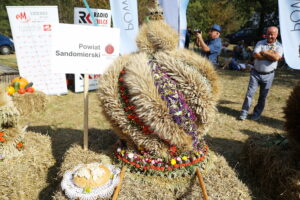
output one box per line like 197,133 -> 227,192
112,166 -> 127,200
196,168 -> 209,200
83,74 -> 89,150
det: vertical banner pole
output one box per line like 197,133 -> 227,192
82,0 -> 98,150
83,74 -> 89,150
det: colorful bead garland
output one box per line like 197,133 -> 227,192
115,143 -> 208,173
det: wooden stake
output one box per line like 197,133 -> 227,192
112,166 -> 127,200
196,168 -> 209,200
83,74 -> 89,150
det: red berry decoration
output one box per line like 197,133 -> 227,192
18,88 -> 26,94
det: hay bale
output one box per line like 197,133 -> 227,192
0,127 -> 26,160
53,134 -> 251,200
0,131 -> 55,200
244,135 -> 300,200
284,82 -> 300,152
0,85 -> 20,128
12,91 -> 47,116
58,144 -> 113,178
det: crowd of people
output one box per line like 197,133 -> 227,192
185,25 -> 283,121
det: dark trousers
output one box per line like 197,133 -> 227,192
241,69 -> 275,117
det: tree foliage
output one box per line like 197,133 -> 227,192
0,0 -> 279,38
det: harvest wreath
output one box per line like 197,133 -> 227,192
98,7 -> 219,180
115,63 -> 211,176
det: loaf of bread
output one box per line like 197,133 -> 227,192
73,163 -> 111,189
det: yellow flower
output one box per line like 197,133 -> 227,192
121,150 -> 125,155
182,156 -> 188,161
170,159 -> 176,165
84,187 -> 92,193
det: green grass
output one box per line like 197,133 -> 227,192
0,54 -> 18,69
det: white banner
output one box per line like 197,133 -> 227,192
51,23 -> 120,74
158,0 -> 189,48
6,6 -> 67,95
74,7 -> 111,27
74,7 -> 111,92
109,0 -> 138,54
279,0 -> 300,69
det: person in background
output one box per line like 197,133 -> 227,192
239,26 -> 283,121
184,27 -> 192,49
195,24 -> 222,66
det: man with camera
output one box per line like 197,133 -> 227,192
195,24 -> 222,66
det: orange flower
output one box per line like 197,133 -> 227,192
0,132 -> 4,137
0,137 -> 6,142
16,142 -> 23,148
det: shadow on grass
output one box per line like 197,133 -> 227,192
274,70 -> 300,88
27,126 -> 117,200
216,68 -> 250,77
218,99 -> 239,105
217,105 -> 284,129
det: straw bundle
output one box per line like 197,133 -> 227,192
0,85 -> 20,128
12,91 -> 47,116
284,81 -> 300,152
244,135 -> 300,200
0,131 -> 55,199
54,133 -> 251,200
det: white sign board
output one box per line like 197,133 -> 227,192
73,7 -> 111,92
51,23 -> 120,74
279,0 -> 300,69
74,74 -> 101,92
74,7 -> 111,27
6,6 -> 67,95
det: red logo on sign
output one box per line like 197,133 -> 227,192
16,12 -> 30,23
43,24 -> 52,31
105,44 -> 114,54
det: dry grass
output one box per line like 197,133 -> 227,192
0,67 -> 299,200
0,54 -> 18,69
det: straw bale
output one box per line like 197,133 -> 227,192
0,127 -> 26,160
12,91 -> 47,116
116,154 -> 251,200
0,84 -> 10,107
284,81 -> 300,152
54,133 -> 251,200
58,144 -> 113,178
54,151 -> 251,200
0,87 -> 20,128
0,131 -> 55,200
244,135 -> 300,200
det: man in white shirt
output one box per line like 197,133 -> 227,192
239,26 -> 283,121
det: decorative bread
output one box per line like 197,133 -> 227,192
73,163 -> 111,189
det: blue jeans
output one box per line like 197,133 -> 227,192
241,70 -> 275,117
